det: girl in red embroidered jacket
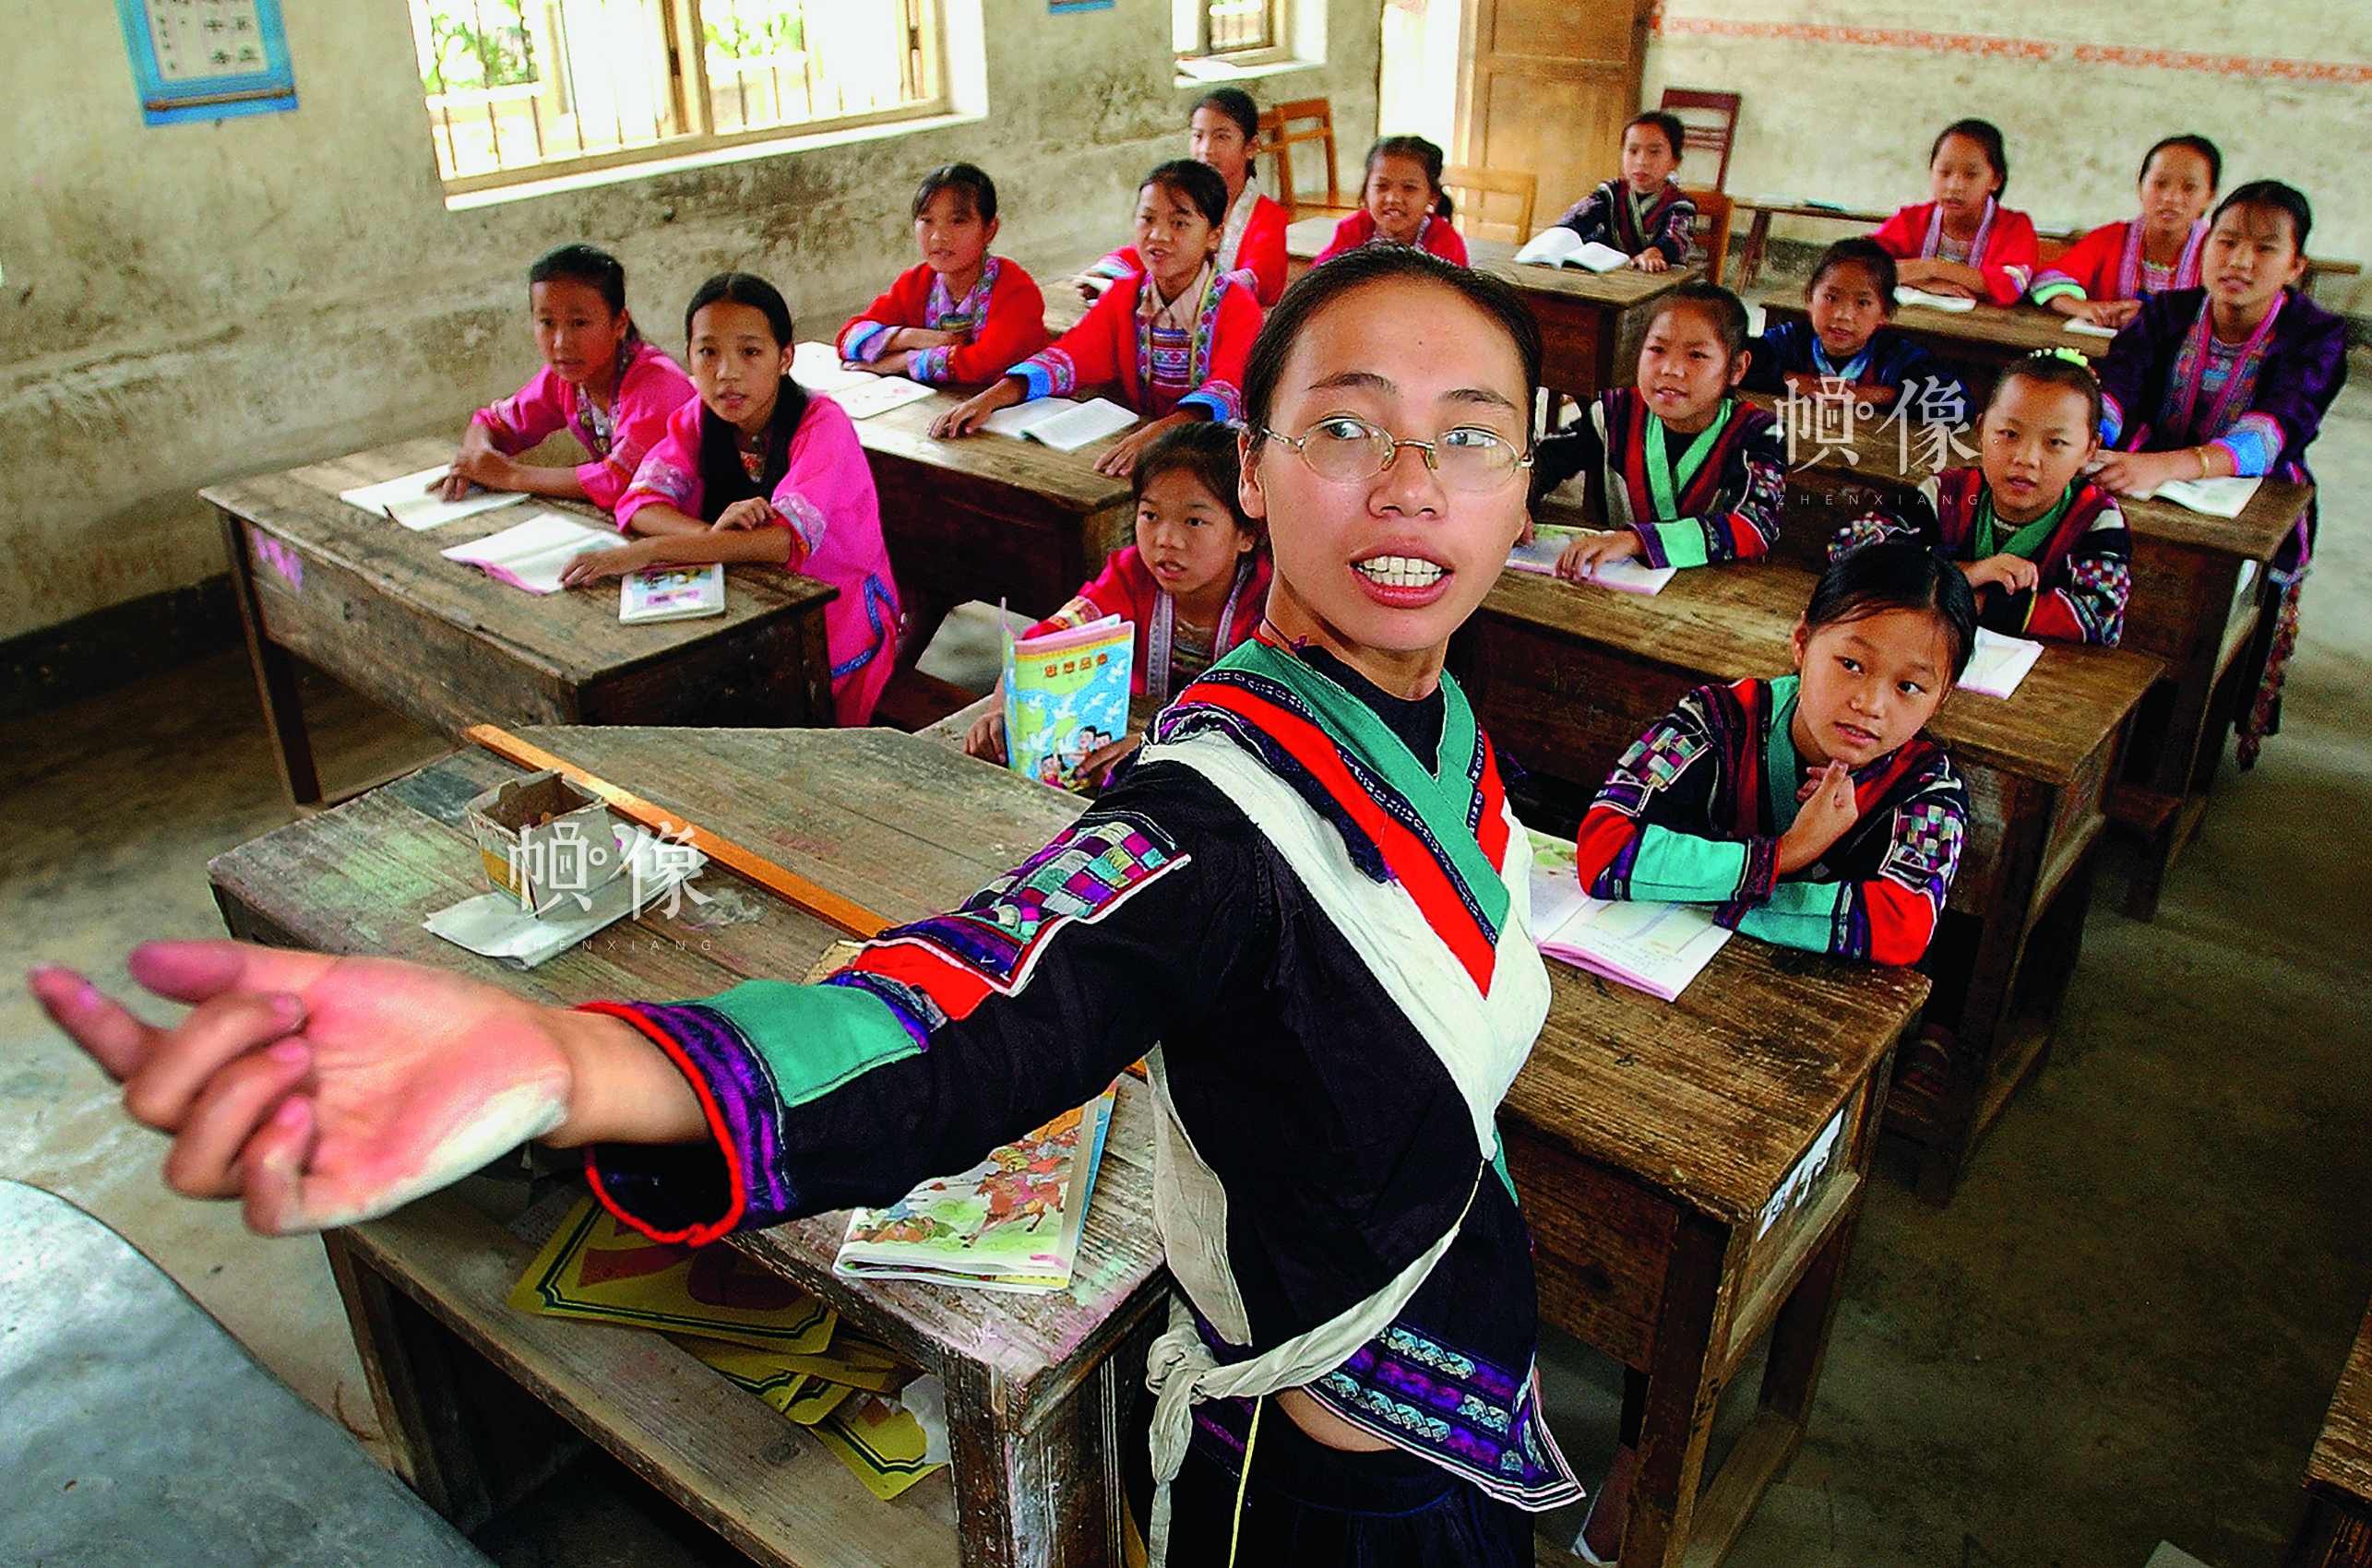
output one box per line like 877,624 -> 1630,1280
1837,352 -> 2130,646
1075,88 -> 1292,307
2031,135 -> 2220,328
1573,542 -> 1975,968
1872,120 -> 2040,306
444,244 -> 697,514
834,162 -> 1049,386
1313,136 -> 1470,267
562,273 -> 900,727
935,160 -> 1262,480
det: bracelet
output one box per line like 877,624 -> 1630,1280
2196,446 -> 2211,480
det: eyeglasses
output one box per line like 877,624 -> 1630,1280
1258,416 -> 1533,492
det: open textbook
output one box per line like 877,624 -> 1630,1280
438,512 -> 613,594
1505,525 -> 1678,594
1525,830 -> 1733,1001
981,397 -> 1139,452
1513,229 -> 1633,272
338,466 -> 524,531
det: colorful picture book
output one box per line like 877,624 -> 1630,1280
1505,526 -> 1678,594
439,512 -> 614,594
1525,829 -> 1733,1002
1001,614 -> 1134,789
835,1083 -> 1118,1294
618,563 -> 726,624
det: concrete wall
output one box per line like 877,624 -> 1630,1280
0,1 -> 1379,642
1641,0 -> 2371,311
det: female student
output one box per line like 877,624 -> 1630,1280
442,244 -> 696,512
2093,180 -> 2348,766
933,160 -> 1263,480
36,246 -> 1587,1566
964,422 -> 1270,787
1836,351 -> 2128,645
835,163 -> 1049,386
1872,120 -> 2039,306
1532,282 -> 1786,576
561,273 -> 900,728
1313,136 -> 1470,267
1742,238 -> 1970,422
1076,89 -> 1291,307
1548,110 -> 1698,272
2031,135 -> 2221,327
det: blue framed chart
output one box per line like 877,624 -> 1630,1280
116,0 -> 298,125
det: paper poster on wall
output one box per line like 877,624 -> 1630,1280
116,0 -> 298,125
1048,1 -> 1114,12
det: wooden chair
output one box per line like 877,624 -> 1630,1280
1258,97 -> 1351,219
1685,187 -> 1734,285
1443,166 -> 1538,245
1658,87 -> 1742,193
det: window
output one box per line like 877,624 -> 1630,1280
1175,0 -> 1283,64
409,0 -> 944,191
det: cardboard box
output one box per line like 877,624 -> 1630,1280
464,771 -> 625,917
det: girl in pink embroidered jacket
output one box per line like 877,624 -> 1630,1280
443,244 -> 697,514
2092,181 -> 2348,766
1872,120 -> 2040,307
560,272 -> 901,728
934,160 -> 1262,481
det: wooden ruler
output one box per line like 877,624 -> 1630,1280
463,723 -> 889,940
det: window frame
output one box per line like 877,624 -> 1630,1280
1179,0 -> 1289,68
416,0 -> 949,196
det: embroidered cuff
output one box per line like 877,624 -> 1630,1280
840,321 -> 893,363
1015,350 -> 1072,402
1736,833 -> 1780,903
909,345 -> 953,384
2028,274 -> 2084,305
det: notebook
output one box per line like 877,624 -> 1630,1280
1513,228 -> 1632,272
834,1084 -> 1119,1294
1525,829 -> 1733,1002
338,466 -> 525,531
1959,625 -> 2045,698
1505,527 -> 1678,594
981,397 -> 1139,452
438,512 -> 614,594
618,563 -> 725,624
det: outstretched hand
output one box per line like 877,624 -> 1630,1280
27,942 -> 689,1235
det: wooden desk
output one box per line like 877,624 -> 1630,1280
209,727 -> 1167,1568
1505,946 -> 1925,1568
2289,1301 -> 2372,1568
205,440 -> 836,811
1464,559 -> 2160,1201
210,721 -> 1920,1568
1281,224 -> 1699,404
1733,202 -> 1889,290
847,388 -> 1137,665
1758,296 -> 2106,407
1746,390 -> 2310,918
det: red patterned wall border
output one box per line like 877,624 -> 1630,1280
1651,14 -> 2372,85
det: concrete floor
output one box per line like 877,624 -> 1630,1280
5,382 -> 2368,1567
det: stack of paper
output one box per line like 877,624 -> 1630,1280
981,397 -> 1138,452
438,512 -> 615,594
1894,287 -> 1980,314
1513,229 -> 1631,272
1959,625 -> 2045,699
338,466 -> 524,531
1505,526 -> 1678,594
1525,830 -> 1733,1001
835,1084 -> 1118,1293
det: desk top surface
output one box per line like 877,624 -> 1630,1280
212,723 -> 1925,1284
1760,294 -> 2110,361
203,439 -> 833,680
1484,552 -> 2163,784
844,382 -> 1134,513
1464,238 -> 1703,306
1738,390 -> 2313,562
2310,1301 -> 2372,1501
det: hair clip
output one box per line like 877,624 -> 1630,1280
2036,346 -> 2090,365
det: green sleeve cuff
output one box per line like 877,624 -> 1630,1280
2030,279 -> 2085,305
697,979 -> 923,1109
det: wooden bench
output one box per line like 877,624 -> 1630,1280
2288,1300 -> 2372,1567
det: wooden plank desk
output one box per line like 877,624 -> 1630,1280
204,440 -> 835,811
1746,389 -> 2309,917
845,386 -> 1137,665
1758,295 -> 2106,407
1464,558 -> 2160,1201
2289,1301 -> 2372,1567
208,727 -> 1167,1568
210,722 -> 1921,1568
1281,223 -> 1699,403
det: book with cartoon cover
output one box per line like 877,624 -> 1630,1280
834,1083 -> 1118,1293
1001,614 -> 1133,790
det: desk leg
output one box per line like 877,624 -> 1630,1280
2284,1491 -> 2372,1568
1620,1215 -> 1730,1568
900,590 -> 958,671
219,506 -> 323,809
1736,211 -> 1775,289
